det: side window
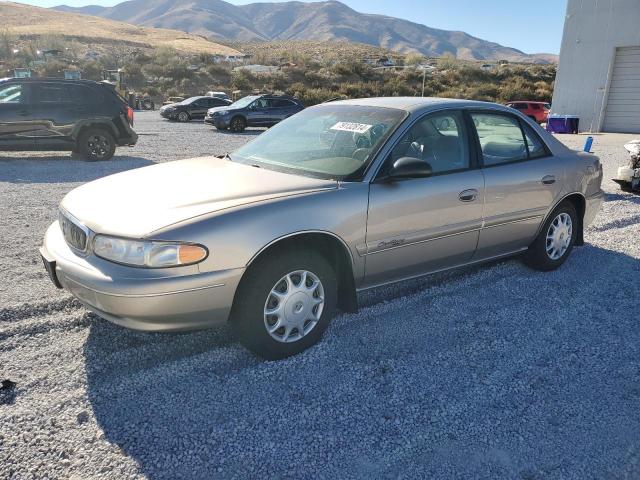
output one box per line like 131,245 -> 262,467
0,84 -> 24,103
390,111 -> 469,175
254,98 -> 271,109
522,124 -> 548,159
530,103 -> 541,110
471,113 -> 527,166
72,85 -> 99,104
37,84 -> 74,103
514,103 -> 528,110
272,99 -> 294,108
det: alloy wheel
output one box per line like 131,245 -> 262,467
86,135 -> 110,160
263,270 -> 325,343
546,212 -> 573,260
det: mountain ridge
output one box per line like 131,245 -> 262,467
53,0 -> 557,63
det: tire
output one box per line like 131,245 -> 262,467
231,248 -> 337,360
523,201 -> 578,271
230,116 -> 246,133
77,128 -> 116,161
177,111 -> 190,122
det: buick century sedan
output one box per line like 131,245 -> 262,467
40,98 -> 603,359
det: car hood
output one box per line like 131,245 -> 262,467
208,105 -> 233,114
61,157 -> 337,237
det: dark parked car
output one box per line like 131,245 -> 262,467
0,77 -> 137,161
205,94 -> 304,132
160,96 -> 232,122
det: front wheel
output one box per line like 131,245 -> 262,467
231,248 -> 337,360
230,116 -> 246,132
177,111 -> 190,122
523,201 -> 577,271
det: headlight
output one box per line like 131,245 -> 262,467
93,235 -> 208,268
214,110 -> 229,116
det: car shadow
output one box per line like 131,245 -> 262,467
83,244 -> 640,478
0,155 -> 155,184
212,128 -> 264,136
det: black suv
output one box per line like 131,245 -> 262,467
0,77 -> 137,161
159,96 -> 232,122
204,94 -> 304,132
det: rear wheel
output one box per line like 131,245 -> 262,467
524,201 -> 577,271
231,248 -> 337,360
230,116 -> 246,133
77,128 -> 116,161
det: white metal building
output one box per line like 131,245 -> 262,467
552,0 -> 640,133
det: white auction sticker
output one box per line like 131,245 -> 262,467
330,122 -> 372,134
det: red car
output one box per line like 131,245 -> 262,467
505,101 -> 551,123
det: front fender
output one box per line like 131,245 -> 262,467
149,183 -> 370,285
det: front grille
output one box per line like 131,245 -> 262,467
59,210 -> 88,252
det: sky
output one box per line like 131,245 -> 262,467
11,0 -> 568,54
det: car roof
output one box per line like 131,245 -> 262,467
507,100 -> 549,104
327,96 -> 511,114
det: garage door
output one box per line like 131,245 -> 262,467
603,46 -> 640,133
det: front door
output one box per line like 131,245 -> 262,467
364,110 -> 484,288
469,111 -> 565,259
0,82 -> 35,150
246,98 -> 272,126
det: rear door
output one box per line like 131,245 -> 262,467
191,98 -> 218,119
0,81 -> 36,150
270,98 -> 298,124
469,111 -> 565,259
246,97 -> 273,126
364,110 -> 485,287
32,82 -> 97,148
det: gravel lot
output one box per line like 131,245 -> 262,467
1,112 -> 639,479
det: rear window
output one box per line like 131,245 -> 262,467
37,83 -> 103,104
272,98 -> 295,108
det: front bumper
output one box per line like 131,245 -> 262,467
41,221 -> 244,332
207,115 -> 230,128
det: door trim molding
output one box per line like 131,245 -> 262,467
358,247 -> 528,291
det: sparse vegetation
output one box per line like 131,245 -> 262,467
0,5 -> 555,106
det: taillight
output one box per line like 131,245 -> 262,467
126,106 -> 134,126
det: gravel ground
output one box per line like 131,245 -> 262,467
1,113 -> 639,479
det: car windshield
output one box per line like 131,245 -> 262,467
230,104 -> 407,180
544,103 -> 551,110
230,95 -> 260,109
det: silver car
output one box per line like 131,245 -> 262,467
40,98 -> 603,359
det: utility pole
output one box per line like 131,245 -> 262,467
421,66 -> 426,97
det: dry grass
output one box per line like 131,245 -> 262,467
1,2 -> 241,56
229,40 -> 403,64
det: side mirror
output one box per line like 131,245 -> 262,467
384,157 -> 433,181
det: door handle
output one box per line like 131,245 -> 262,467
458,189 -> 478,202
541,175 -> 556,185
